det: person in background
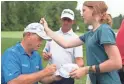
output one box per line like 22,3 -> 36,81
116,19 -> 124,84
42,9 -> 84,84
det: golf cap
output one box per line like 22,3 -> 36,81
61,9 -> 74,20
24,22 -> 51,40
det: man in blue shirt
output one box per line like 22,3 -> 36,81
2,23 -> 61,84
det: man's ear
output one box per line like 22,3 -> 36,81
26,32 -> 31,36
25,32 -> 32,39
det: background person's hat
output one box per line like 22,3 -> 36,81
61,9 -> 74,20
24,22 -> 51,40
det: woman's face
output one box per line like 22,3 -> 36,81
81,6 -> 94,25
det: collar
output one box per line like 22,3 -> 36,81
16,42 -> 35,56
16,42 -> 26,55
58,28 -> 74,35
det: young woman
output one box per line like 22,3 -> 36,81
40,1 -> 122,84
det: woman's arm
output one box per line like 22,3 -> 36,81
40,18 -> 84,48
70,45 -> 122,79
99,44 -> 122,72
91,44 -> 122,73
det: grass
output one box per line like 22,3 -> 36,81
1,31 -> 23,38
1,31 -> 87,84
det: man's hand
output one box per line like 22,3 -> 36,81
40,74 -> 62,84
43,64 -> 56,76
42,52 -> 52,60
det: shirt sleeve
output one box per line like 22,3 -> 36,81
43,41 -> 51,52
79,32 -> 89,43
73,45 -> 83,58
2,50 -> 21,83
79,35 -> 85,43
99,25 -> 116,45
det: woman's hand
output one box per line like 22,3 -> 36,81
70,67 -> 88,79
40,18 -> 49,31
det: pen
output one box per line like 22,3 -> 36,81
45,48 -> 52,64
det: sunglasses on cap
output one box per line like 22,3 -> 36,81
62,18 -> 72,22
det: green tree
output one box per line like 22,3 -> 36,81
113,14 -> 123,29
1,1 -> 86,32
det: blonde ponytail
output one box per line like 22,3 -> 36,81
101,13 -> 112,27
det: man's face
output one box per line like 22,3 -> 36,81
61,17 -> 74,29
27,33 -> 43,51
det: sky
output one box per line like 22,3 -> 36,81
76,0 -> 124,18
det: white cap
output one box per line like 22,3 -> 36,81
24,22 -> 51,40
55,64 -> 79,78
61,9 -> 74,20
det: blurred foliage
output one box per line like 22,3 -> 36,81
1,1 -> 124,32
112,14 -> 124,29
1,1 -> 87,33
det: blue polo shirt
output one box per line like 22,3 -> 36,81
79,24 -> 121,84
1,42 -> 43,84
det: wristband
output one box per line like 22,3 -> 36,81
88,66 -> 94,74
95,65 -> 100,74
